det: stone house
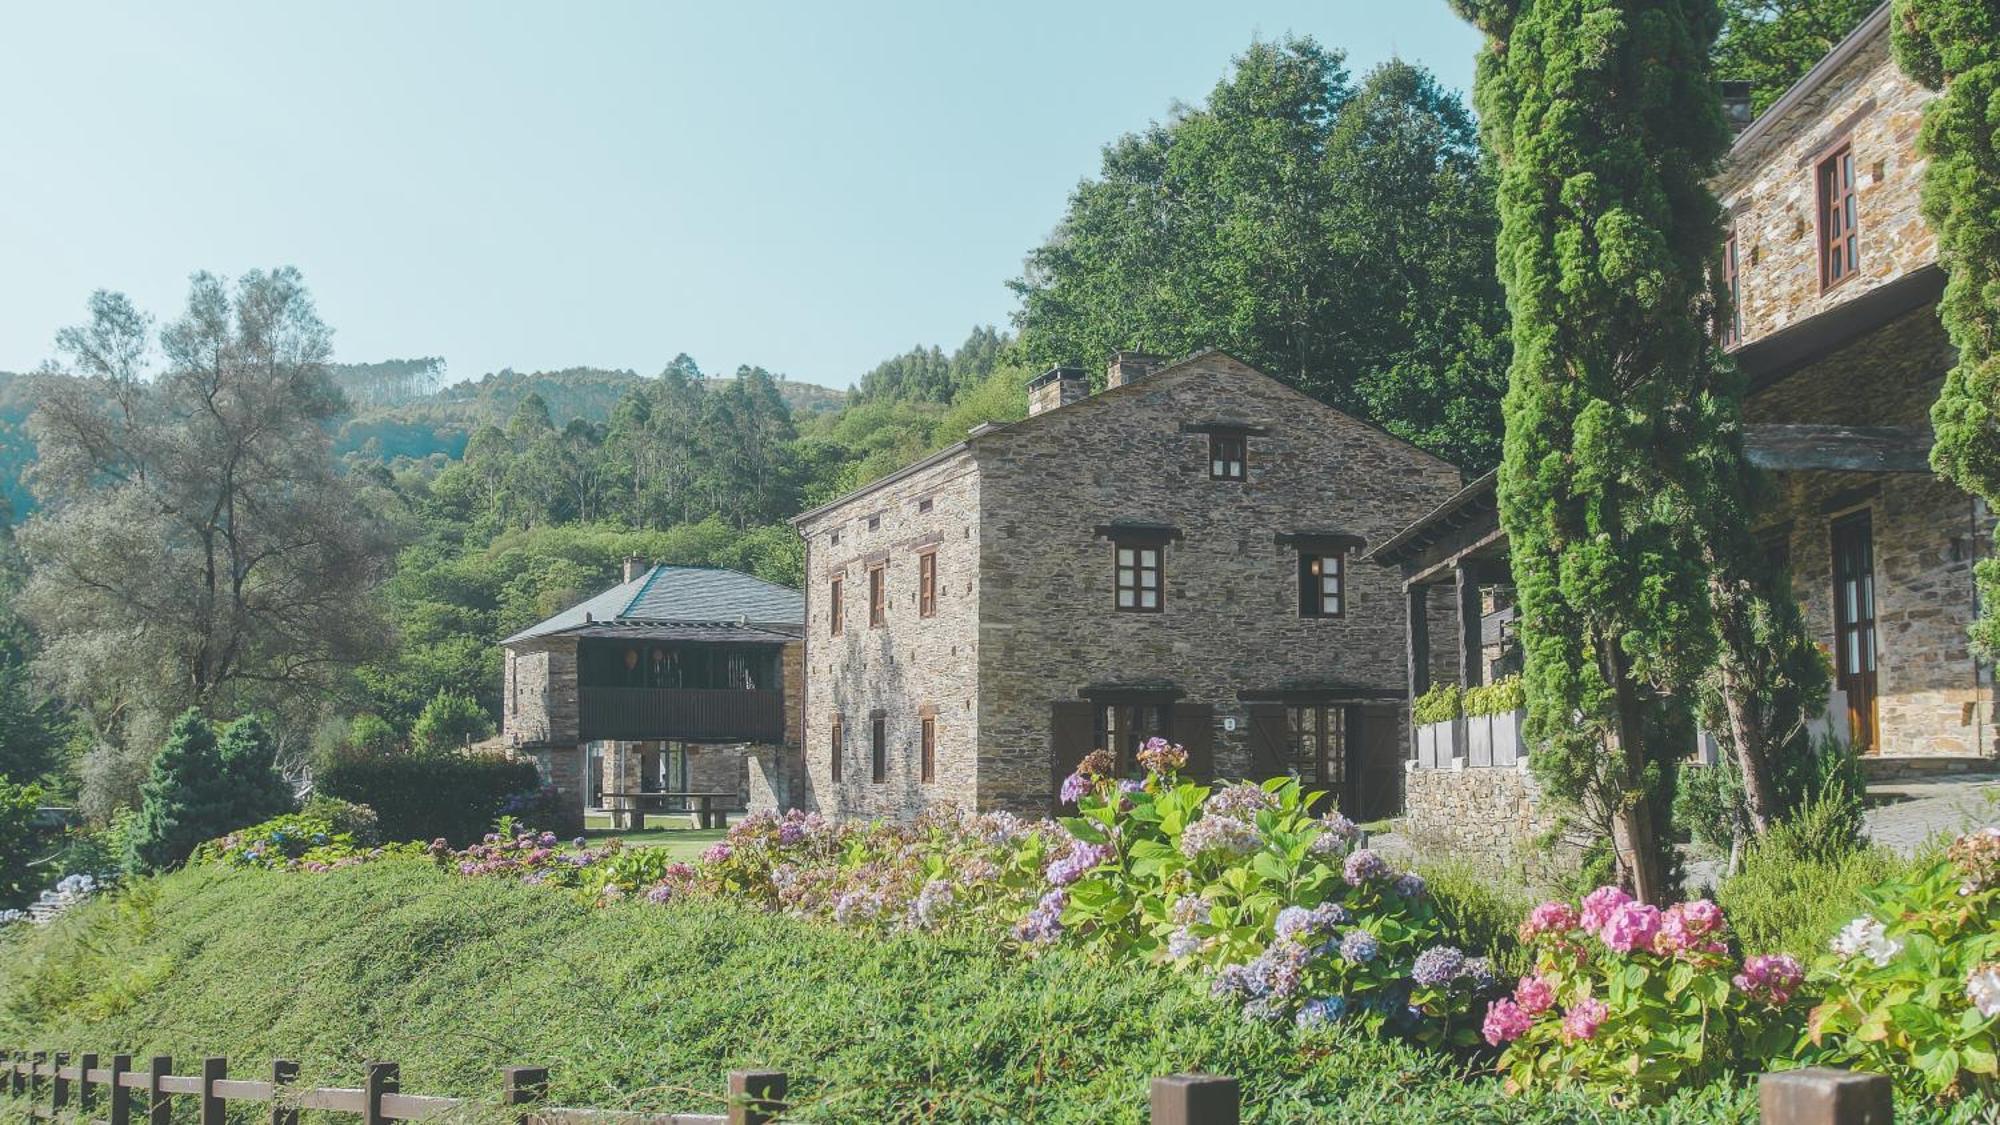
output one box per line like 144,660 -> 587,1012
1383,4 -> 1994,875
791,350 -> 1464,821
500,561 -> 805,830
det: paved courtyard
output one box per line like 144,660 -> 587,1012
1863,772 -> 2000,855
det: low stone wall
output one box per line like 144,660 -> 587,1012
1397,763 -> 1575,887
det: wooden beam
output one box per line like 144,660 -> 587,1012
1406,584 -> 1430,706
1744,424 -> 1934,473
1456,567 -> 1483,690
1405,526 -> 1510,589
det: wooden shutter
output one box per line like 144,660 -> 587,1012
1245,703 -> 1290,780
1356,704 -> 1402,821
1049,701 -> 1097,812
1172,702 -> 1215,782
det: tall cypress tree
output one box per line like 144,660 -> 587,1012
1453,0 -> 1765,901
1894,1 -> 2000,656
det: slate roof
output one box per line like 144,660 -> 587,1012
502,565 -> 804,646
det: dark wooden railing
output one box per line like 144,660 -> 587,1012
579,688 -> 785,744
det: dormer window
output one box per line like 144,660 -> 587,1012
1209,432 -> 1246,480
1818,144 -> 1858,289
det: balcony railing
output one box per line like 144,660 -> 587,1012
578,687 -> 786,744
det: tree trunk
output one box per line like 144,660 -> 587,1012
1602,634 -> 1668,904
1709,571 -> 1782,836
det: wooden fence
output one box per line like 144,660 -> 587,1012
0,1050 -> 1898,1123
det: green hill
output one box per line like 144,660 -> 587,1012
0,862 -> 1753,1123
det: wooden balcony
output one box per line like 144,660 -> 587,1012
578,687 -> 786,744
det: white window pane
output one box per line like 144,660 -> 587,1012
1140,590 -> 1158,608
1118,548 -> 1134,566
1117,590 -> 1134,608
1212,460 -> 1226,476
1140,572 -> 1158,590
1328,595 -> 1341,615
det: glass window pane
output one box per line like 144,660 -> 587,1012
1140,590 -> 1157,608
1117,590 -> 1134,608
1118,548 -> 1134,566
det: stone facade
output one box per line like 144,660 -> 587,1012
1714,16 -> 1936,341
797,352 -> 1463,820
1747,310 -> 1993,757
1399,763 -> 1575,888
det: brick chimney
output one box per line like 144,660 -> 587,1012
623,555 -> 648,583
1106,351 -> 1163,390
1027,366 -> 1089,416
1720,81 -> 1754,134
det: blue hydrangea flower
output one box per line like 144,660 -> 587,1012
1410,945 -> 1466,987
1295,996 -> 1348,1028
1339,929 -> 1381,964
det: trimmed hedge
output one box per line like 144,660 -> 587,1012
315,753 -> 539,846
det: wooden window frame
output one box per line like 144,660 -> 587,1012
1299,551 -> 1345,618
1209,432 -> 1246,481
1114,542 -> 1164,613
829,714 -> 844,783
920,715 -> 936,783
1285,703 -> 1348,786
917,550 -> 937,618
870,712 -> 887,784
868,563 -> 886,628
1095,701 -> 1172,772
1816,143 -> 1859,291
828,576 -> 844,636
1720,233 -> 1742,348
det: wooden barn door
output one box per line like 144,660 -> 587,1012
1832,512 -> 1880,753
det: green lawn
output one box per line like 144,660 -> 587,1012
0,861 -> 1793,1123
580,820 -> 726,859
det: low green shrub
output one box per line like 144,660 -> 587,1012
315,752 -> 540,846
191,803 -> 407,872
1418,859 -> 1535,979
0,778 -> 45,909
1413,683 -> 1462,726
1805,828 -> 1999,1101
1462,676 -> 1524,718
1718,809 -> 1913,958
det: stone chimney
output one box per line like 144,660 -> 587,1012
623,555 -> 648,583
1720,81 -> 1754,134
1026,366 -> 1089,416
1106,351 -> 1164,390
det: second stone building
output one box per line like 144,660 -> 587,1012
792,350 -> 1463,820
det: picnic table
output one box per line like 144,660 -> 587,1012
603,791 -> 740,831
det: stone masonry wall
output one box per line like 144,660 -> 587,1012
501,640 -> 578,749
796,451 -> 983,819
1399,763 -> 1574,888
1714,26 -> 1936,345
975,355 -> 1465,814
1747,310 -> 1993,757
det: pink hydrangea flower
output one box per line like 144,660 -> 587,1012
1482,998 -> 1533,1046
700,842 -> 733,865
1513,974 -> 1557,1016
1519,900 -> 1580,942
1600,901 -> 1661,954
1560,996 -> 1608,1043
1733,953 -> 1804,1006
1578,886 -> 1632,933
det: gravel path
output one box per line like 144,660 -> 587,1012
1863,773 -> 2000,855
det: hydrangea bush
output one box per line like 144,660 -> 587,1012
1047,744 -> 1495,1045
1805,827 -> 2000,1100
1484,887 -> 1806,1101
194,810 -> 397,872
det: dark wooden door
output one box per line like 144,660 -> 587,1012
1050,701 -> 1097,811
1832,512 -> 1879,753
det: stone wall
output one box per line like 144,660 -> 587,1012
1715,24 -> 1937,345
1398,763 -> 1574,887
501,639 -> 578,749
796,450 -> 984,819
974,355 -> 1465,813
1747,310 -> 1993,758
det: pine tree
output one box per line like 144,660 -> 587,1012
1894,0 -> 2000,657
1452,0 -> 1794,901
216,714 -> 294,827
127,710 -> 237,873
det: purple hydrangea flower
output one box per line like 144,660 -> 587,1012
1206,782 -> 1279,819
1411,945 -> 1466,987
1180,815 -> 1261,860
1339,929 -> 1381,964
1015,889 -> 1067,944
1274,906 -> 1315,941
1394,873 -> 1427,899
1343,849 -> 1389,886
1046,840 -> 1115,886
1058,770 -> 1090,806
1296,996 -> 1348,1028
1167,926 -> 1202,960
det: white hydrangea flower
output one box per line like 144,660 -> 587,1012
1830,916 -> 1902,968
1967,964 -> 2000,1020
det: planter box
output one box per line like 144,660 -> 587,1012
1465,708 -> 1525,767
1415,719 -> 1461,769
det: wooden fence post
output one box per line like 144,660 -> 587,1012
52,1051 -> 69,1110
108,1053 -> 132,1125
201,1057 -> 227,1125
78,1052 -> 98,1115
502,1065 -> 549,1125
1759,1068 -> 1894,1125
1150,1074 -> 1240,1125
147,1054 -> 173,1125
727,1069 -> 786,1125
270,1059 -> 300,1125
29,1050 -> 45,1107
364,1060 -> 398,1125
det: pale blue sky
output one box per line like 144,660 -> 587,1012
0,2 -> 1481,389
